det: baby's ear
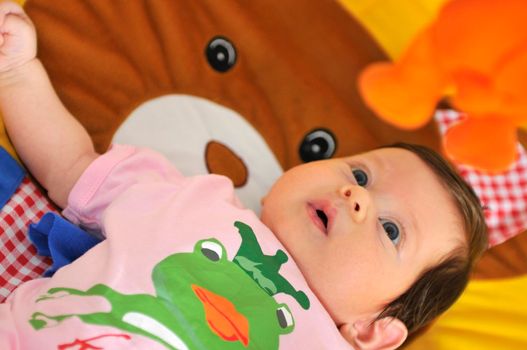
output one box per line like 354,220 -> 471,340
339,317 -> 407,350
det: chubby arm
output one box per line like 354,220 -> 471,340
0,2 -> 98,208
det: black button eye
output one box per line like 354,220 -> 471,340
299,128 -> 337,162
205,36 -> 237,73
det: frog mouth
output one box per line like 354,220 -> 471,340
192,284 -> 249,346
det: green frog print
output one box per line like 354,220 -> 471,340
29,221 -> 310,349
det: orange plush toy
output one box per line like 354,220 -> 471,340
359,0 -> 527,172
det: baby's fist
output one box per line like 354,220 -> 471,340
0,1 -> 36,73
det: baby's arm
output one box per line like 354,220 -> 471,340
0,2 -> 98,208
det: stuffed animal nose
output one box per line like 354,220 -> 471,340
340,185 -> 370,223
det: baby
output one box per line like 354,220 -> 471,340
0,2 -> 487,350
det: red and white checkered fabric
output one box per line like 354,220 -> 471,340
434,110 -> 527,247
0,177 -> 54,302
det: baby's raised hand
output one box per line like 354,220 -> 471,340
0,1 -> 35,74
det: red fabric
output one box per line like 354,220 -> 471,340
0,178 -> 54,302
435,110 -> 527,247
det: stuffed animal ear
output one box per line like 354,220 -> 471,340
339,317 -> 407,350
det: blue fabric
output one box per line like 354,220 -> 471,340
29,213 -> 102,276
0,146 -> 100,277
0,147 -> 25,209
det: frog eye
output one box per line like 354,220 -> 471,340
200,241 -> 223,262
205,36 -> 237,73
276,305 -> 294,330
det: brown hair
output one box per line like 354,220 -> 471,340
375,143 -> 488,335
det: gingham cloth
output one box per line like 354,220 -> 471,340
0,177 -> 54,302
435,110 -> 527,247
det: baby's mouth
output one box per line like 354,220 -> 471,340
316,209 -> 329,230
308,203 -> 332,234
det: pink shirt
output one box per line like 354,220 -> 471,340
0,145 -> 352,349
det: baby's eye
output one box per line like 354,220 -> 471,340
380,219 -> 401,245
352,169 -> 368,187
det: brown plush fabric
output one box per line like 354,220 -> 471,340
474,231 -> 527,278
23,0 -> 526,279
25,0 -> 440,164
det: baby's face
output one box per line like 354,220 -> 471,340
260,148 -> 464,326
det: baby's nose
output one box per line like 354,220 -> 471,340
339,185 -> 370,223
